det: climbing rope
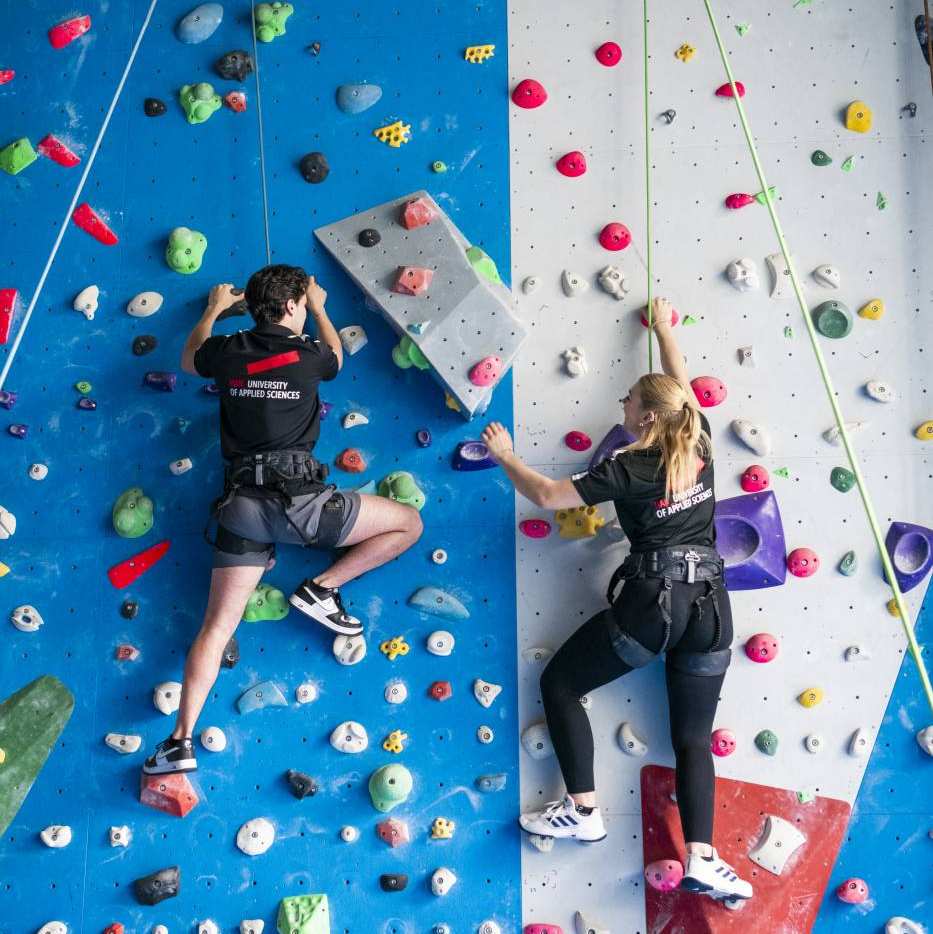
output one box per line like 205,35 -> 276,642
642,0 -> 654,370
700,0 -> 933,716
250,3 -> 273,265
0,0 -> 160,392
925,0 -> 933,99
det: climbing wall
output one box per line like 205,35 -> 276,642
508,1 -> 933,931
0,1 -> 522,931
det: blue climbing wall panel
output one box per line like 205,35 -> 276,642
0,1 -> 519,931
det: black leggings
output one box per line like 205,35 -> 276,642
540,576 -> 733,844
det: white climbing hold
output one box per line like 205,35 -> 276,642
473,678 -> 502,708
597,265 -> 629,300
521,275 -> 540,294
333,633 -> 366,665
330,720 -> 368,753
338,325 -> 368,355
153,927 -> 168,934
844,644 -> 871,662
561,270 -> 589,297
885,917 -> 925,934
804,734 -> 823,754
848,727 -> 870,757
199,922 -> 220,934
0,505 -> 16,539
731,418 -> 773,456
37,924 -> 67,934
823,421 -> 867,445
529,833 -> 554,853
385,680 -> 408,704
340,825 -> 359,843
431,866 -> 458,896
522,646 -> 553,664
40,825 -> 72,848
748,814 -> 807,875
574,911 -> 610,934
811,264 -> 841,289
765,252 -> 795,298
10,604 -> 42,632
295,682 -> 318,703
431,548 -> 448,565
73,285 -> 99,320
726,258 -> 760,292
153,681 -> 182,715
426,630 -> 455,656
562,346 -> 588,377
737,345 -> 756,367
104,732 -> 142,754
169,457 -> 193,476
240,922 -> 265,934
865,380 -> 896,403
200,726 -> 226,752
343,411 -> 369,429
236,817 -> 276,856
127,291 -> 164,317
29,463 -> 49,480
617,721 -> 648,757
477,725 -> 494,744
109,825 -> 131,847
580,694 -> 593,710
916,726 -> 933,756
521,721 -> 554,759
478,922 -> 502,934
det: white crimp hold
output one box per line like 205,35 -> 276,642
338,325 -> 368,355
731,418 -> 773,456
617,721 -> 648,757
0,505 -> 16,538
330,720 -> 368,753
561,270 -> 589,297
431,548 -> 448,565
153,927 -> 168,934
844,644 -> 871,662
562,346 -> 588,377
473,678 -> 502,708
29,463 -> 49,480
104,732 -> 142,754
199,922 -> 220,934
342,411 -> 369,428
865,380 -> 896,403
748,814 -> 807,875
236,817 -> 276,856
10,604 -> 42,632
521,721 -> 554,759
169,458 -> 193,475
478,922 -> 502,934
848,727 -> 870,757
521,275 -> 540,294
597,265 -> 629,300
529,833 -> 555,853
765,252 -> 795,298
885,918 -> 925,934
37,924 -> 68,934
916,726 -> 933,756
477,725 -> 494,744
822,421 -> 867,445
804,734 -> 823,754
241,923 -> 265,934
737,345 -> 756,367
200,726 -> 226,752
431,866 -> 458,896
339,825 -> 359,843
126,290 -> 163,317
333,633 -> 366,665
385,680 -> 408,704
574,910 -> 610,934
522,646 -> 553,664
726,258 -> 760,292
73,284 -> 99,320
426,630 -> 455,656
153,681 -> 182,715
40,825 -> 72,848
811,264 -> 841,289
295,682 -> 318,703
109,825 -> 131,847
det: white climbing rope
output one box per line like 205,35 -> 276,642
0,0 -> 161,391
250,3 -> 273,265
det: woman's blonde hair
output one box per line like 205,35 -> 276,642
624,373 -> 711,499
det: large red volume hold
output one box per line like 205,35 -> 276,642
108,540 -> 170,589
37,134 -> 81,167
72,203 -> 118,245
48,14 -> 91,49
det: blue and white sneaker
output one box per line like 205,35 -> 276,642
681,848 -> 753,900
519,794 -> 607,842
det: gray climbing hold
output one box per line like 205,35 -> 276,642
617,721 -> 648,757
521,275 -> 540,294
865,379 -> 896,403
236,680 -> 288,714
73,284 -> 99,320
0,506 -> 16,539
838,550 -> 858,576
748,815 -> 806,875
109,825 -> 131,847
336,83 -> 383,114
529,833 -> 555,852
522,646 -> 554,664
597,265 -> 629,300
562,346 -> 588,377
812,264 -> 841,289
803,734 -> 823,754
286,769 -> 318,799
848,727 -> 870,757
153,681 -> 182,715
222,635 -> 240,668
134,865 -> 180,905
104,732 -> 142,754
561,270 -> 588,297
426,630 -> 455,656
169,458 -> 192,476
731,418 -> 773,456
765,252 -> 794,298
330,720 -> 368,753
240,923 -> 265,934
754,729 -> 779,755
737,345 -> 756,367
575,911 -> 610,934
236,816 -> 276,855
200,726 -> 226,751
844,644 -> 870,662
342,411 -> 369,428
408,586 -> 469,620
127,291 -> 163,318
40,825 -> 72,847
521,721 -> 554,759
726,258 -> 760,292
822,421 -> 867,445
475,772 -> 507,792
333,633 -> 367,665
10,604 -> 42,632
338,325 -> 367,354
915,726 -> 933,756
176,4 -> 223,43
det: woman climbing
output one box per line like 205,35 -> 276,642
481,296 -> 753,903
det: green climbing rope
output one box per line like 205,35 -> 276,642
699,0 -> 933,716
643,0 -> 654,371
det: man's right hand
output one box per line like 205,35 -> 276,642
206,283 -> 239,316
306,276 -> 327,315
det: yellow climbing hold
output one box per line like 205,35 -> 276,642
379,636 -> 411,661
887,598 -> 901,618
382,729 -> 409,754
555,505 -> 605,539
675,42 -> 696,62
373,120 -> 411,148
0,747 -> 5,764
845,100 -> 872,133
857,298 -> 884,320
464,44 -> 495,63
797,687 -> 824,708
431,817 -> 456,839
445,391 -> 461,413
915,420 -> 933,442
0,562 -> 9,577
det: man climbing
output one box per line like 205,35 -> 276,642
144,265 -> 422,775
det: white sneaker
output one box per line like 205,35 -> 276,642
518,794 -> 607,842
681,848 -> 753,900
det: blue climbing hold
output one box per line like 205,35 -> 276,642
408,586 -> 470,620
176,3 -> 223,44
236,680 -> 288,714
336,83 -> 383,115
452,440 -> 496,471
475,772 -> 507,792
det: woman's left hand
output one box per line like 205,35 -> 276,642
482,422 -> 514,462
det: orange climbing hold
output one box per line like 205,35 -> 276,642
139,772 -> 199,817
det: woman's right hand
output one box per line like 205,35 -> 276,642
650,296 -> 676,328
481,422 -> 514,463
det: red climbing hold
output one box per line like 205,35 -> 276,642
740,464 -> 769,493
392,266 -> 433,296
511,78 -> 548,109
787,547 -> 820,578
836,878 -> 869,904
519,518 -> 552,539
0,70 -> 14,85
555,151 -> 587,178
224,90 -> 247,112
725,192 -> 755,210
115,643 -> 140,661
139,772 -> 199,818
715,81 -> 745,98
37,134 -> 81,167
336,448 -> 366,473
72,203 -> 118,246
564,430 -> 592,452
644,859 -> 684,892
710,729 -> 736,757
744,632 -> 780,663
400,196 -> 438,230
599,222 -> 631,251
103,925 -> 125,934
48,14 -> 91,49
640,307 -> 679,328
108,540 -> 170,589
428,680 -> 453,701
0,288 -> 17,345
595,41 -> 623,67
690,376 -> 727,408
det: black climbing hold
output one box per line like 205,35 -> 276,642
133,865 -> 180,906
286,768 -> 319,799
144,97 -> 167,117
358,228 -> 381,248
379,873 -> 408,892
299,151 -> 329,184
132,335 -> 157,356
76,397 -> 97,411
917,15 -> 931,66
308,41 -> 321,55
660,109 -> 676,124
218,288 -> 249,321
901,102 -> 918,119
214,49 -> 254,82
120,599 -> 139,620
221,634 -> 240,669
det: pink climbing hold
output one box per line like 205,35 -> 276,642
37,134 -> 81,167
555,151 -> 587,178
224,90 -> 247,112
524,926 -> 563,934
787,547 -> 820,578
744,632 -> 780,663
740,464 -> 770,493
401,196 -> 438,230
640,307 -> 679,328
48,14 -> 91,49
0,70 -> 14,85
376,817 -> 410,848
715,81 -> 746,98
564,430 -> 592,452
72,203 -> 118,246
710,728 -> 736,757
644,859 -> 684,892
690,376 -> 727,408
0,288 -> 17,346
519,519 -> 552,539
469,355 -> 502,387
392,266 -> 434,296
725,192 -> 755,210
511,78 -> 548,109
599,222 -> 631,251
595,41 -> 623,67
836,878 -> 869,904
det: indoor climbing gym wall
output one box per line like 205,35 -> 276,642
509,1 -> 933,933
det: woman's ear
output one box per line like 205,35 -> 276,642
640,410 -> 657,427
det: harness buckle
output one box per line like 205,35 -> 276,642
684,549 -> 701,584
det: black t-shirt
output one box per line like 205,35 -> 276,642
571,414 -> 716,552
194,323 -> 339,460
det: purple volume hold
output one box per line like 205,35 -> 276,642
713,490 -> 787,591
885,521 -> 933,593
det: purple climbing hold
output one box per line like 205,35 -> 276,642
8,424 -> 27,439
203,384 -> 220,396
588,423 -> 637,470
144,371 -> 177,392
76,397 -> 97,411
416,429 -> 432,448
713,490 -> 787,590
320,401 -> 332,419
452,441 -> 496,471
885,521 -> 933,593
0,390 -> 16,409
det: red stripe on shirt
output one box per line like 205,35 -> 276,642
246,350 -> 301,375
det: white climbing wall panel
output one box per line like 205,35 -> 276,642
509,0 -> 933,929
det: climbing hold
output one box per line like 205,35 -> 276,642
474,679 -> 502,708
715,80 -> 745,98
200,726 -> 226,752
299,151 -> 329,184
823,420 -> 867,445
475,772 -> 507,793
731,418 -> 773,456
236,680 -> 288,714
645,859 -> 684,892
392,266 -> 434,297
109,825 -> 131,847
737,346 -> 756,368
401,196 -> 438,230
29,464 -> 48,481
521,275 -> 541,295
837,878 -> 869,904
854,298 -> 884,323
7,424 -> 26,439
373,120 -> 412,147
811,149 -> 832,166
918,12 -> 933,63
254,2 -> 293,42
812,265 -> 841,289
830,466 -> 856,493
428,680 -> 453,702
104,732 -> 142,754
215,49 -> 254,82
76,397 -> 97,411
330,721 -> 368,754
333,633 -> 366,666
431,548 -> 447,565
165,227 -> 207,274
358,228 -> 381,248
408,586 -> 469,620
376,816 -> 410,847
640,306 -> 680,328
561,270 -> 589,297
521,721 -> 554,759
749,815 -> 806,874
797,687 -> 823,708
452,440 -> 496,472
787,547 -> 820,578
10,603 -> 40,633
295,682 -> 318,704
841,154 -> 856,172
711,728 -> 736,756
426,631 -> 454,656
617,721 -> 648,757
691,376 -> 727,408
916,726 -> 933,756
863,379 -> 895,403
199,924 -> 219,934
127,290 -> 164,320
745,632 -> 779,662
144,371 -> 177,392
144,97 -> 167,117
886,920 -> 924,934
36,134 -> 80,168
369,763 -> 413,812
153,681 -> 182,715
594,265 -> 628,301
562,346 -> 588,377
915,420 -> 933,441
276,896 -> 330,931
674,43 -> 696,62
555,151 -> 587,178
49,13 -> 92,48
556,505 -> 605,539
511,78 -> 548,108
565,430 -> 592,452
176,4 -> 223,43
478,924 -> 502,934
72,203 -> 118,245
385,681 -> 408,704
765,252 -> 794,298
0,71 -> 12,85
75,380 -> 92,395
37,925 -> 67,934
844,644 -> 870,662
112,487 -> 154,539
133,865 -> 180,905
169,458 -> 193,476
224,90 -> 247,112
342,411 -> 369,429
726,258 -> 759,292
335,327 -> 367,359
754,185 -> 778,205
340,826 -> 359,843
431,866 -> 458,896
598,222 -> 632,251
845,100 -> 872,133
469,355 -> 502,388
222,635 -> 240,668
115,643 -> 140,661
848,727 -> 870,757
740,464 -> 769,493
468,244 -> 503,283
335,448 -> 366,474
754,729 -> 779,756
379,873 -> 408,892
179,82 -> 222,124
139,773 -> 199,818
379,636 -> 410,661
464,44 -> 495,63
336,83 -> 382,115
237,816 -> 276,856
725,192 -> 756,210
803,734 -> 823,754
382,729 -> 408,754
40,825 -> 72,848
595,41 -> 623,66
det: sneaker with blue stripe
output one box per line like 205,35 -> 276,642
518,794 -> 607,842
681,847 -> 753,900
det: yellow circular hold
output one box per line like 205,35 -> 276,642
797,687 -> 824,708
845,100 -> 873,133
886,598 -> 901,618
915,420 -> 933,442
0,747 -> 5,764
857,298 -> 884,320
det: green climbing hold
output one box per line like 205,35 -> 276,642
876,191 -> 887,210
276,894 -> 331,934
0,137 -> 38,176
255,2 -> 293,42
391,335 -> 430,371
735,23 -> 750,36
112,486 -> 155,539
838,550 -> 857,576
783,326 -> 794,339
179,82 -> 221,124
773,467 -> 790,479
243,583 -> 288,622
810,149 -> 832,166
754,185 -> 778,205
841,155 -> 855,172
682,314 -> 698,326
466,245 -> 502,285
74,380 -> 92,395
165,226 -> 208,274
0,675 -> 75,836
830,466 -> 856,492
368,762 -> 413,812
432,160 -> 447,173
378,471 -> 426,511
754,729 -> 778,756
811,300 -> 853,339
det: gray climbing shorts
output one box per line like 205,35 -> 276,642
212,487 -> 361,569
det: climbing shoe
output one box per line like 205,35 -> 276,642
681,848 -> 754,901
518,794 -> 607,842
289,579 -> 363,636
142,736 -> 197,775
